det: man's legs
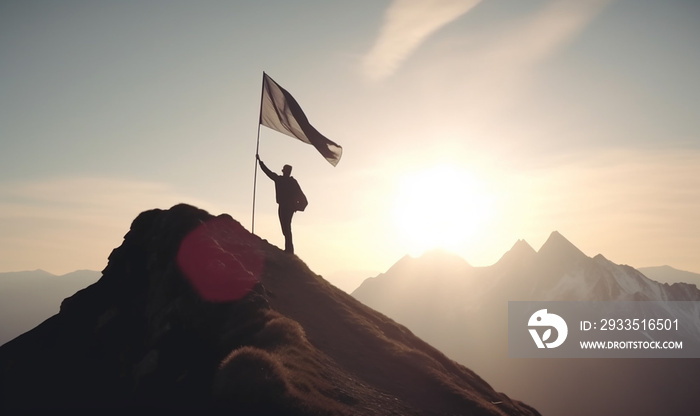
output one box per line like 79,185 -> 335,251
278,206 -> 295,253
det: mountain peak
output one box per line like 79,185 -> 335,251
0,203 -> 537,415
537,231 -> 587,262
495,239 -> 536,267
384,248 -> 471,277
513,238 -> 535,252
416,248 -> 472,267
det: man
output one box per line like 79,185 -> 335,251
257,154 -> 308,254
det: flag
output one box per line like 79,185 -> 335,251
260,72 -> 343,166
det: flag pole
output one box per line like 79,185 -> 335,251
251,72 -> 265,234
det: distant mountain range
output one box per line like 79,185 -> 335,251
2,244 -> 694,350
0,204 -> 539,414
353,231 -> 700,416
638,265 -> 700,289
0,269 -> 100,346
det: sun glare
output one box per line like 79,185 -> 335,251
392,165 -> 496,257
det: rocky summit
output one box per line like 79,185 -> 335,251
0,204 -> 538,415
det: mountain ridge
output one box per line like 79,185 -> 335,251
639,265 -> 700,288
0,204 -> 538,415
352,231 -> 700,416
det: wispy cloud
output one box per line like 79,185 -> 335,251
363,0 -> 614,100
362,0 -> 483,81
471,0 -> 613,93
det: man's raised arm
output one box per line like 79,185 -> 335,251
256,154 -> 277,180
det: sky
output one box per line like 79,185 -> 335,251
1,0 -> 699,293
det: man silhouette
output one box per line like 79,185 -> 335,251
257,154 -> 308,254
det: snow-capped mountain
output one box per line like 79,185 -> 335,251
352,231 -> 700,416
480,231 -> 700,302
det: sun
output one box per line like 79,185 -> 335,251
391,164 -> 496,256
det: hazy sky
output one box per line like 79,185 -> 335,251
2,0 -> 699,292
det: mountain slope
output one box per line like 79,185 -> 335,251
0,204 -> 538,415
0,269 -> 101,346
352,232 -> 700,416
639,265 -> 700,288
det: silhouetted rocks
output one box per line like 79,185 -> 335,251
0,204 -> 538,415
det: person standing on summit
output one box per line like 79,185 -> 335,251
256,154 -> 308,254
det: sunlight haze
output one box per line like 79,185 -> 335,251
1,0 -> 699,293
392,164 -> 497,257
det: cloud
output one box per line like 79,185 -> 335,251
436,0 -> 614,120
362,0 -> 483,81
476,0 -> 612,81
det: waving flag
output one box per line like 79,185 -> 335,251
260,72 -> 343,166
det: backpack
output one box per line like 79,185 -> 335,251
292,178 -> 308,212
